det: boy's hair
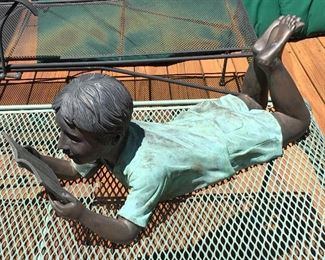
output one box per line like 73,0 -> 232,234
52,73 -> 133,141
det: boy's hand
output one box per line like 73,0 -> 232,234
49,192 -> 85,221
24,145 -> 42,159
15,146 -> 43,172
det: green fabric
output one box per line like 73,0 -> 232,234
73,95 -> 283,227
306,0 -> 325,35
243,0 -> 325,37
242,0 -> 281,38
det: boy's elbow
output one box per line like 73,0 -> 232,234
114,231 -> 139,245
112,217 -> 142,245
62,168 -> 80,180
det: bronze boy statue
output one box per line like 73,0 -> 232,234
25,16 -> 310,244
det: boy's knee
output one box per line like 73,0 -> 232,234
293,107 -> 311,134
301,112 -> 311,132
273,112 -> 310,146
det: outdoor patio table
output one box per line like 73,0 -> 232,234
0,0 -> 256,90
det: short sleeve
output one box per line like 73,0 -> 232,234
117,174 -> 166,228
70,160 -> 98,178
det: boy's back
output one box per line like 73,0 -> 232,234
74,95 -> 283,227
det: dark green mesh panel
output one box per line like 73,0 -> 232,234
1,0 -> 256,61
37,0 -> 256,60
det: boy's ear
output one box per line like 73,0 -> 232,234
111,134 -> 121,145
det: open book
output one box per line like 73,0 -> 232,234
3,132 -> 70,203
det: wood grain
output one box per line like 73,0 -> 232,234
0,38 -> 324,133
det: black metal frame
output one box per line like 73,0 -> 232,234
0,0 -> 255,92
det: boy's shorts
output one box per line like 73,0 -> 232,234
210,94 -> 283,171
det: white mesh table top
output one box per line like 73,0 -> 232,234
0,101 -> 324,259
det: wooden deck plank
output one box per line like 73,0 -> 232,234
200,59 -> 220,74
123,80 -> 136,101
56,71 -> 70,92
182,60 -> 203,75
145,66 -> 171,100
289,38 -> 325,101
0,84 -> 5,100
28,84 -> 58,104
0,82 -> 33,105
230,57 -> 249,74
134,66 -> 150,101
318,36 -> 325,48
200,60 -> 225,99
167,63 -> 189,100
204,77 -> 225,99
109,67 -> 135,80
103,67 -> 138,100
20,71 -> 36,81
150,80 -> 172,100
182,60 -> 209,99
282,44 -> 325,132
0,35 -> 323,132
28,71 -> 68,104
168,84 -> 189,100
135,80 -> 150,101
0,63 -> 36,105
217,58 -> 236,73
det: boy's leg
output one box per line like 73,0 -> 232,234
238,61 -> 267,109
255,16 -> 310,146
239,16 -> 285,109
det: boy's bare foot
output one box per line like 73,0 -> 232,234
253,16 -> 284,54
255,15 -> 304,69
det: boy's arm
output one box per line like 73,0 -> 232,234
80,211 -> 141,244
41,155 -> 80,180
50,193 -> 142,244
25,146 -> 86,180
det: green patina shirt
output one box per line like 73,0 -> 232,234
72,95 -> 283,227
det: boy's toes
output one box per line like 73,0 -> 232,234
283,15 -> 291,24
295,21 -> 305,31
292,16 -> 304,33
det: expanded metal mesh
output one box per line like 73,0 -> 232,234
1,0 -> 256,61
0,4 -> 32,60
0,102 -> 324,259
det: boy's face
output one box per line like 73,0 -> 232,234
55,114 -> 108,164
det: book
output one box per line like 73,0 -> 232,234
3,132 -> 70,203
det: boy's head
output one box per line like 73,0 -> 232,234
53,73 -> 133,140
52,74 -> 133,163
